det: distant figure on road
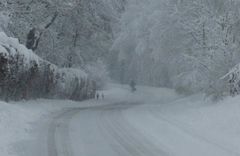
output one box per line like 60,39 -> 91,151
101,93 -> 104,99
130,80 -> 136,92
96,93 -> 99,100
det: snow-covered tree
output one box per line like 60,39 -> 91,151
2,0 -> 125,70
111,0 -> 240,97
0,32 -> 96,101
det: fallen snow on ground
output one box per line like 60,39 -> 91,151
102,83 -> 180,103
0,101 -> 36,156
124,94 -> 240,156
1,84 -> 240,156
0,84 -> 130,156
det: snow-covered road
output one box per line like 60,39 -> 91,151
46,102 -> 169,156
3,84 -> 240,156
44,101 -> 240,156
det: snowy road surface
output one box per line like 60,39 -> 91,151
47,102 -> 169,156
4,84 -> 240,156
43,99 -> 240,156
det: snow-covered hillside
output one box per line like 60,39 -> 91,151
0,32 -> 95,101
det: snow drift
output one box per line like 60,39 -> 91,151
0,32 -> 96,101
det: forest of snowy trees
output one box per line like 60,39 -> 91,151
0,0 -> 126,101
110,0 -> 240,99
0,32 -> 97,101
1,0 -> 240,101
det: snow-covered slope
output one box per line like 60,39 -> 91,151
0,32 -> 93,101
0,101 -> 38,156
0,32 -> 41,65
0,32 -> 86,77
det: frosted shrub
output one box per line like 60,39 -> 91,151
0,32 -> 96,101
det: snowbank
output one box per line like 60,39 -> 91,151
0,98 -> 101,156
0,32 -> 41,65
0,101 -> 36,156
0,32 -> 94,101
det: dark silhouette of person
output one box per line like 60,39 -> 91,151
102,93 -> 104,99
130,80 -> 136,92
96,93 -> 99,100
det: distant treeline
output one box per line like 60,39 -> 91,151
0,33 -> 96,102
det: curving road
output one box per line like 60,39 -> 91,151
46,102 -> 170,156
32,100 -> 240,156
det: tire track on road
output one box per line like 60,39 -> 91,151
47,108 -> 80,156
47,102 -> 169,156
147,107 -> 240,156
99,104 -> 171,156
